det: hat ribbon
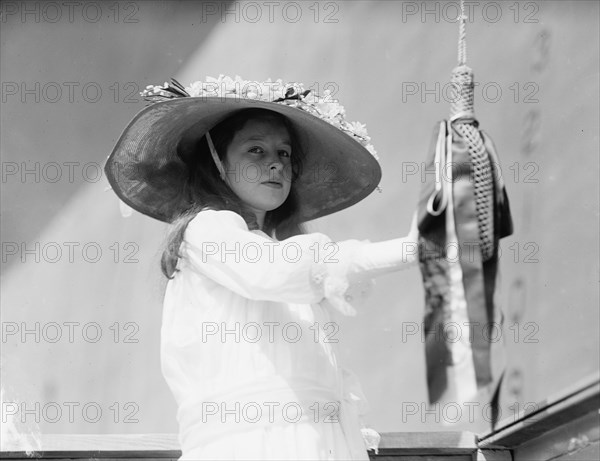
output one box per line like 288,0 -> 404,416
205,131 -> 228,184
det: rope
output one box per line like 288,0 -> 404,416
450,0 -> 495,261
458,0 -> 467,65
451,0 -> 472,120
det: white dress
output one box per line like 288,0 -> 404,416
161,209 -> 416,460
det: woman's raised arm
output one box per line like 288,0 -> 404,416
180,209 -> 418,315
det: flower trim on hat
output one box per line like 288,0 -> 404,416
140,75 -> 378,159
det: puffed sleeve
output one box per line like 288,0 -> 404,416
179,210 -> 418,316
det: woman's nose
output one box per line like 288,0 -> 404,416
264,158 -> 283,182
268,162 -> 283,179
264,152 -> 283,171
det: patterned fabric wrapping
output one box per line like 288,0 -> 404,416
417,119 -> 513,424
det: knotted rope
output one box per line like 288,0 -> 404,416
450,0 -> 495,261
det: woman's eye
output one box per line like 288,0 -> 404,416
248,146 -> 263,154
279,150 -> 290,158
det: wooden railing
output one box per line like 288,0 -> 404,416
0,432 -> 487,460
478,372 -> 599,461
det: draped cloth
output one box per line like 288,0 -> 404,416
417,120 -> 513,425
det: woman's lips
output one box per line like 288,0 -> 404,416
261,181 -> 283,188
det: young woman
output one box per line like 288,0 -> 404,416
105,76 -> 418,460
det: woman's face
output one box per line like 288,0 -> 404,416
223,117 -> 293,219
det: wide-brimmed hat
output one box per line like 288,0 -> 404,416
104,75 -> 382,223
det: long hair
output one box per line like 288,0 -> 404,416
161,108 -> 307,278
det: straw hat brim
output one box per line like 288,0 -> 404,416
104,97 -> 381,223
